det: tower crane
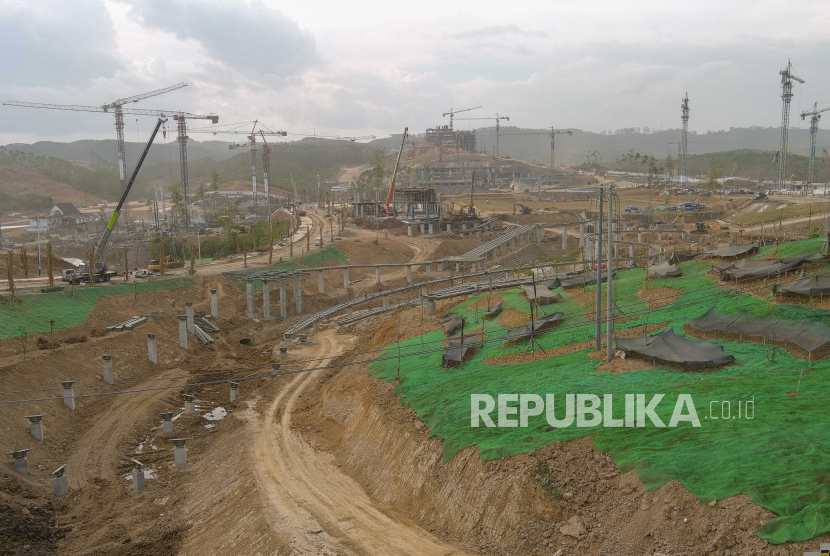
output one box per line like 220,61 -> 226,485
442,106 -> 481,130
499,127 -> 574,169
681,92 -> 690,186
455,113 -> 509,158
800,102 -> 830,186
293,133 -> 376,142
778,59 -> 804,190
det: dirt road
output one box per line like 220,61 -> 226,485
251,332 -> 469,555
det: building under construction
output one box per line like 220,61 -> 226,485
352,188 -> 440,219
425,125 -> 476,152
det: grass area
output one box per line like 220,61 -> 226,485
369,238 -> 830,544
0,277 -> 195,340
754,236 -> 826,259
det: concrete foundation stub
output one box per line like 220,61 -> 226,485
294,277 -> 303,314
158,412 -> 175,435
185,302 -> 194,334
271,363 -> 281,375
318,271 -> 325,294
131,459 -> 145,492
419,223 -> 425,234
101,354 -> 113,385
343,268 -> 349,289
279,347 -> 288,360
638,231 -> 643,243
428,223 -> 434,234
6,449 -> 30,475
245,279 -> 255,317
446,223 -> 451,232
376,267 -> 381,284
172,438 -> 190,466
183,395 -> 195,415
407,266 -> 412,284
562,225 -> 568,250
61,381 -> 75,410
52,465 -> 68,497
177,316 -> 188,350
383,295 -> 389,309
147,333 -> 158,364
425,264 -> 431,277
261,280 -> 271,318
25,415 -> 44,441
210,289 -> 219,318
230,382 -> 239,402
407,224 -> 413,237
426,299 -> 436,315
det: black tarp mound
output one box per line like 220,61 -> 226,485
703,242 -> 759,258
560,270 -> 614,288
483,302 -> 503,319
687,306 -> 830,357
521,284 -> 563,305
436,313 -> 465,336
616,329 -> 735,368
545,278 -> 561,290
718,252 -> 824,280
503,312 -> 564,342
442,333 -> 482,366
647,260 -> 682,279
773,274 -> 830,297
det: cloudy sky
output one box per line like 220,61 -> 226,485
1,0 -> 829,144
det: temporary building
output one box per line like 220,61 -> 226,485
615,328 -> 735,368
773,274 -> 830,297
703,242 -> 759,258
647,260 -> 682,279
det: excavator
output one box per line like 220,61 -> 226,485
512,203 -> 532,215
450,203 -> 475,217
383,127 -> 408,216
679,213 -> 709,234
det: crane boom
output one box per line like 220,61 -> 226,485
95,118 -> 166,260
2,101 -> 217,121
110,82 -> 187,107
385,128 -> 408,209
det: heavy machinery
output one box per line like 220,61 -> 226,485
512,203 -> 532,215
800,103 -> 830,185
384,127 -> 408,215
450,204 -> 475,217
148,256 -> 170,272
679,213 -> 709,234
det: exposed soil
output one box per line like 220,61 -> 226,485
0,165 -> 105,205
639,286 -> 683,310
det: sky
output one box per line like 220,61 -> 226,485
1,0 -> 829,144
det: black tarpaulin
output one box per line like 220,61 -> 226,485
615,329 -> 734,368
773,274 -> 830,296
719,252 -> 824,280
502,312 -> 564,342
436,313 -> 465,336
521,284 -> 563,304
442,333 -> 482,365
647,260 -> 682,279
703,242 -> 759,258
560,270 -> 614,288
483,302 -> 503,318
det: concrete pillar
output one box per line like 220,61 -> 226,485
376,267 -> 381,284
172,438 -> 189,466
25,415 -> 44,441
101,354 -> 113,385
318,271 -> 325,294
262,280 -> 271,318
579,223 -> 585,247
230,382 -> 239,402
587,240 -> 593,260
419,223 -> 425,234
462,222 -> 467,231
52,465 -> 68,497
347,306 -> 353,317
428,222 -> 434,234
245,279 -> 255,317
61,381 -> 75,410
294,277 -> 303,314
185,302 -> 194,334
407,224 -> 413,237
629,244 -> 635,259
343,268 -> 349,289
426,264 -> 431,277
477,231 -> 481,238
279,280 -> 287,319
177,316 -> 188,349
426,299 -> 436,315
658,231 -> 663,241
383,296 -> 389,309
519,233 -> 524,246
7,450 -> 30,475
421,286 -> 427,296
159,412 -> 175,434
271,363 -> 281,375
439,262 -> 445,271
183,394 -> 195,415
509,238 -> 515,251
638,231 -> 643,243
562,224 -> 568,250
210,289 -> 218,318
147,333 -> 158,364
131,460 -> 145,492
407,266 -> 412,284
279,347 -> 288,360
446,223 -> 452,232
456,263 -> 461,272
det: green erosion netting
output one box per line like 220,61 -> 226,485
0,278 -> 194,340
755,236 -> 826,259
369,244 -> 830,543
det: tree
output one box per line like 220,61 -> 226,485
169,183 -> 185,223
210,169 -> 220,191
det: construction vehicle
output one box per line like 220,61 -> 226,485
512,203 -> 532,215
451,204 -> 475,217
753,191 -> 768,201
384,127 -> 408,215
148,256 -> 171,272
680,213 -> 709,234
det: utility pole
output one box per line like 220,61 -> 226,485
595,187 -> 603,351
606,185 -> 615,363
778,59 -> 804,190
681,93 -> 690,186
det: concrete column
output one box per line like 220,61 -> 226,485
638,231 -> 643,243
343,268 -> 349,289
52,466 -> 68,497
446,223 -> 451,232
376,267 -> 381,284
210,289 -> 218,318
294,277 -> 303,314
629,244 -> 635,259
147,333 -> 158,364
25,415 -> 44,441
426,264 -> 431,277
462,222 -> 467,231
562,224 -> 568,250
509,238 -> 515,251
177,316 -> 188,349
407,224 -> 413,237
439,262 -> 445,272
407,266 -> 412,284
131,460 -> 145,492
455,263 -> 460,272
347,306 -> 353,317
172,438 -> 189,466
279,347 -> 288,360
271,363 -> 281,375
419,223 -> 425,234
658,232 -> 663,241
159,412 -> 175,434
185,302 -> 194,334
245,279 -> 255,317
587,240 -> 593,260
428,222 -> 434,234
101,354 -> 113,385
262,280 -> 271,318
383,296 -> 389,309
519,233 -> 524,246
579,223 -> 585,247
230,382 -> 239,402
8,450 -> 30,475
318,271 -> 325,294
61,381 -> 75,410
426,299 -> 436,315
183,394 -> 195,415
421,286 -> 427,296
279,280 -> 287,319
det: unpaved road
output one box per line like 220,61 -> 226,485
251,332 -> 469,555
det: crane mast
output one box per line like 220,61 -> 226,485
778,59 -> 805,190
455,113 -> 510,158
681,92 -> 690,186
386,127 -> 408,210
801,102 -> 830,186
442,106 -> 481,130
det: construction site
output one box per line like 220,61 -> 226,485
3,42 -> 830,556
